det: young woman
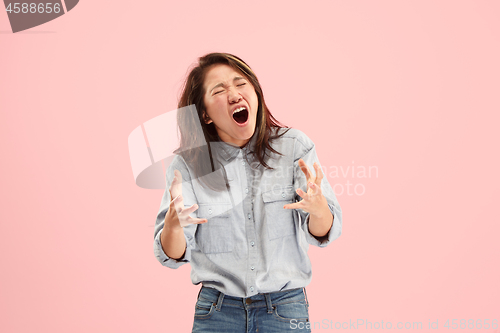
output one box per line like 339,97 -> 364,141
153,53 -> 342,332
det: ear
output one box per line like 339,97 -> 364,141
203,111 -> 213,124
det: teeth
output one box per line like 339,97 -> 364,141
233,107 -> 246,114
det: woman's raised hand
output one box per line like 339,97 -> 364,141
165,170 -> 207,228
283,159 -> 330,217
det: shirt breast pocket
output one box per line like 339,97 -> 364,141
196,203 -> 234,254
262,185 -> 296,241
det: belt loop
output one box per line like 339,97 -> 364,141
264,293 -> 273,314
303,287 -> 309,306
215,290 -> 225,311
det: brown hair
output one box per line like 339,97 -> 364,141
175,52 -> 289,190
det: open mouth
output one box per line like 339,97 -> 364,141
232,107 -> 249,124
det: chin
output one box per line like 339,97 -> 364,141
243,127 -> 256,139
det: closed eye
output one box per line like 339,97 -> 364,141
213,90 -> 224,95
237,83 -> 246,87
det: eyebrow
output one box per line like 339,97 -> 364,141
210,76 -> 246,94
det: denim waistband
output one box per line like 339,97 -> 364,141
197,286 -> 309,313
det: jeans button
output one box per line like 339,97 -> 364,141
246,298 -> 252,305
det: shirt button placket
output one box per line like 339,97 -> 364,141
243,153 -> 257,297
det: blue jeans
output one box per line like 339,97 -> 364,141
191,286 -> 311,333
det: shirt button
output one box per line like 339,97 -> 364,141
245,188 -> 249,194
247,213 -> 251,219
250,286 -> 254,292
208,209 -> 212,215
242,161 -> 245,165
281,193 -> 285,198
250,266 -> 255,270
250,241 -> 255,247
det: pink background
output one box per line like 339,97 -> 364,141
1,1 -> 499,332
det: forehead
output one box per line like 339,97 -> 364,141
204,64 -> 246,88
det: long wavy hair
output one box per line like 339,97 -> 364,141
175,53 -> 289,190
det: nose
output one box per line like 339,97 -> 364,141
228,87 -> 242,103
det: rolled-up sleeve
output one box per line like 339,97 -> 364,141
153,155 -> 198,269
293,131 -> 342,247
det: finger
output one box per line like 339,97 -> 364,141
168,185 -> 180,210
308,182 -> 321,196
313,162 -> 324,186
170,170 -> 183,198
179,203 -> 199,217
298,159 -> 313,181
168,186 -> 173,203
296,187 -> 308,200
169,194 -> 180,207
299,159 -> 312,179
180,218 -> 207,228
284,201 -> 304,210
172,194 -> 185,214
186,218 -> 208,225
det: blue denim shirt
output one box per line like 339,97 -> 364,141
153,128 -> 342,297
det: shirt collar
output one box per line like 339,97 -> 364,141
214,132 -> 259,162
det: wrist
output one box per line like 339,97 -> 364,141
160,224 -> 186,260
164,210 -> 182,230
309,200 -> 331,220
161,219 -> 184,246
163,220 -> 183,234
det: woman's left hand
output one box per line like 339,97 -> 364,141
283,159 -> 330,218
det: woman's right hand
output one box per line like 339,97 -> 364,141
165,169 -> 207,228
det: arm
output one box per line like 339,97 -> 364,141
160,204 -> 187,260
306,175 -> 334,239
284,131 -> 342,247
154,157 -> 205,268
161,169 -> 207,259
